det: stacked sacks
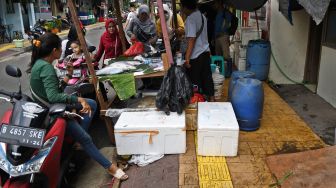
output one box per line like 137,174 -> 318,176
212,67 -> 225,100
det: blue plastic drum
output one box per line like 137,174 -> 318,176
228,71 -> 256,101
246,40 -> 271,81
231,78 -> 264,131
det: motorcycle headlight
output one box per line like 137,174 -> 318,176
0,136 -> 57,177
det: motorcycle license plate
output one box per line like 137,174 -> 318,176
60,69 -> 81,78
0,124 -> 45,148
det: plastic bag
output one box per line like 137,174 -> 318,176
156,64 -> 193,115
123,41 -> 144,57
189,85 -> 205,104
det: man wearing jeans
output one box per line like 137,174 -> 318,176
181,0 -> 215,102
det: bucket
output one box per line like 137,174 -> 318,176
231,78 -> 264,131
13,39 -> 24,48
246,40 -> 271,80
210,64 -> 217,73
228,71 -> 255,101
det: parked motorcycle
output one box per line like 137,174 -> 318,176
0,65 -> 93,187
52,16 -> 71,31
26,20 -> 46,41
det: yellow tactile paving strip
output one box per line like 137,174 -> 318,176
195,132 -> 234,188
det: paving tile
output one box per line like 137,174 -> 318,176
239,155 -> 255,163
180,156 -> 197,164
251,147 -> 267,156
227,162 -> 254,173
230,172 -> 259,185
225,156 -> 240,163
199,181 -> 233,188
184,173 -> 199,185
180,164 -> 198,174
257,172 -> 275,184
179,185 -> 200,188
247,142 -> 263,148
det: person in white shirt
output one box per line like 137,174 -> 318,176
124,5 -> 137,30
181,0 -> 215,102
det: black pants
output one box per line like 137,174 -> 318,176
187,52 -> 214,96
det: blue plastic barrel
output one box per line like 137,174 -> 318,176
231,78 -> 264,131
246,40 -> 271,81
228,71 -> 255,101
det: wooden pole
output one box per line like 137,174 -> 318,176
171,0 -> 178,30
157,0 -> 174,65
68,0 -> 116,144
113,0 -> 127,52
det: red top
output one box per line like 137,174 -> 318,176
94,19 -> 122,62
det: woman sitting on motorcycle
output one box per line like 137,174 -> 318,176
28,33 -> 128,181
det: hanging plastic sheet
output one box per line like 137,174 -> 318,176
279,0 -> 293,24
296,0 -> 331,25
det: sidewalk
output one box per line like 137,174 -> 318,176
0,22 -> 105,59
70,79 -> 328,187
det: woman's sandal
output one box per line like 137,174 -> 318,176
108,168 -> 129,181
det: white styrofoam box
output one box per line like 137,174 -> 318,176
241,27 -> 261,46
198,102 -> 239,156
238,58 -> 246,71
114,111 -> 186,155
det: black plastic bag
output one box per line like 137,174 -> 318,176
156,64 -> 193,115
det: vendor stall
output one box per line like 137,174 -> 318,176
67,0 -> 177,145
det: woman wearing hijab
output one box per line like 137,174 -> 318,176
156,4 -> 184,39
94,19 -> 122,64
126,4 -> 157,47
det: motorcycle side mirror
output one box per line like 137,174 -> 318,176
6,65 -> 22,78
88,46 -> 96,53
49,104 -> 66,115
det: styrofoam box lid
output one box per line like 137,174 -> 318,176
198,102 -> 239,131
115,111 -> 185,130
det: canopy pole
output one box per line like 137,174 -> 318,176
68,0 -> 116,144
113,0 -> 127,52
157,0 -> 174,65
67,0 -> 106,110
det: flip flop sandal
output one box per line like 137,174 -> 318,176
109,169 -> 128,181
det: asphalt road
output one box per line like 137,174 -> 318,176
0,26 -> 112,148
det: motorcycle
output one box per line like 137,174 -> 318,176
0,65 -> 94,187
26,20 -> 47,41
52,16 -> 71,31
